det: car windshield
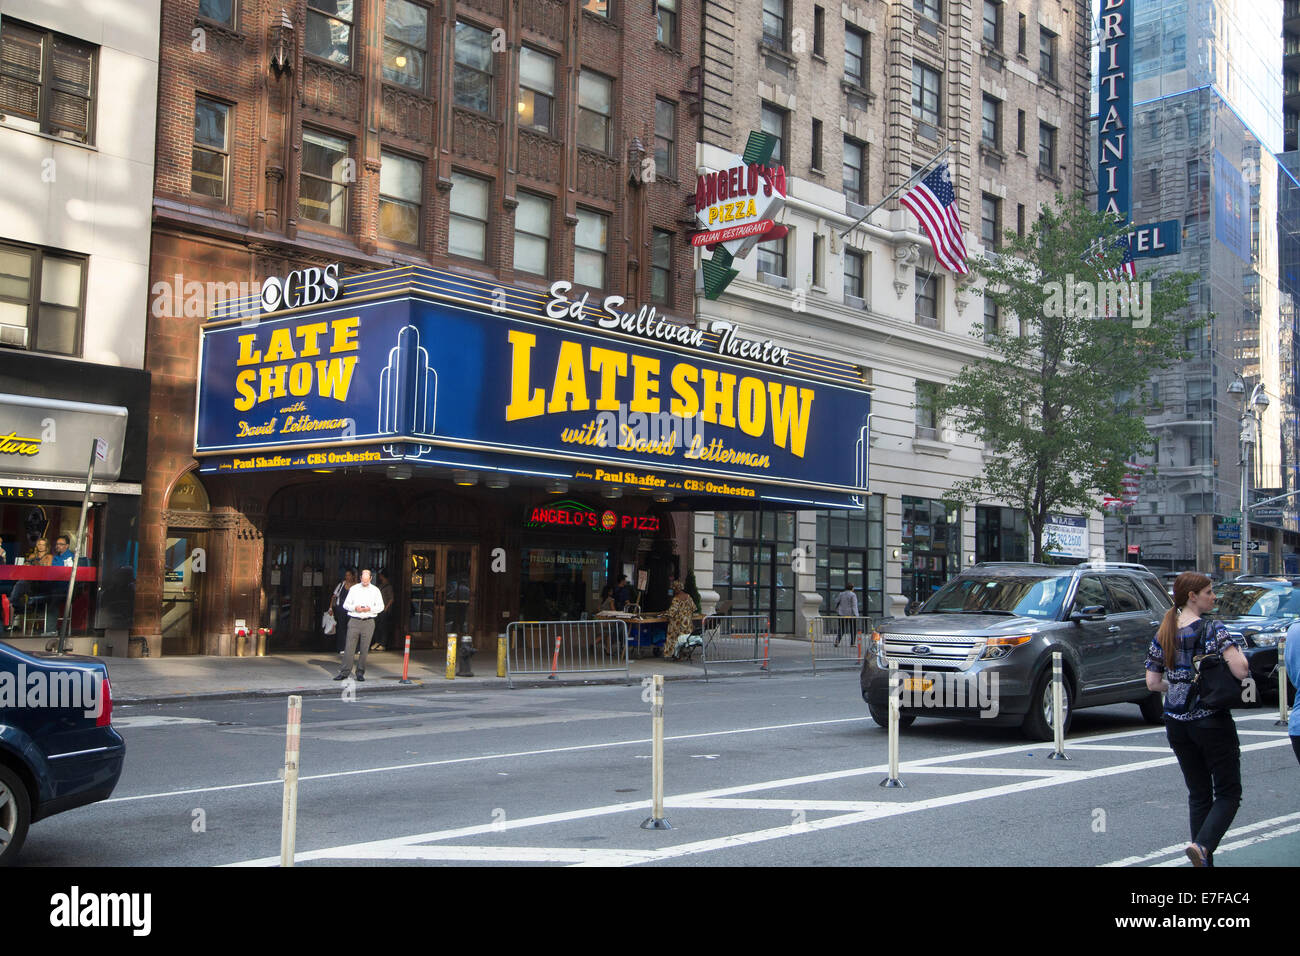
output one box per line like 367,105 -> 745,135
920,575 -> 1069,619
1212,583 -> 1300,619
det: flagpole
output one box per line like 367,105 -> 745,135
838,143 -> 953,239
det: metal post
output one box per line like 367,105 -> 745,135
445,632 -> 458,680
280,695 -> 302,867
1278,635 -> 1290,726
880,661 -> 905,788
641,674 -> 671,829
1241,411 -> 1251,578
839,143 -> 952,238
1048,651 -> 1070,760
58,440 -> 98,654
497,634 -> 507,678
809,620 -> 817,676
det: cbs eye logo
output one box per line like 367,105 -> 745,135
601,510 -> 617,530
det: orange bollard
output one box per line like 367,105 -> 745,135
548,635 -> 562,680
399,634 -> 413,684
762,634 -> 770,671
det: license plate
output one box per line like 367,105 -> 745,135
904,677 -> 933,692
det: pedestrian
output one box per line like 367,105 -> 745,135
373,568 -> 395,651
1145,571 -> 1251,867
335,569 -> 384,682
614,574 -> 634,610
331,569 -> 355,655
834,582 -> 860,646
664,580 -> 696,660
1286,621 -> 1300,766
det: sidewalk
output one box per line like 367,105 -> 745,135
102,638 -> 864,704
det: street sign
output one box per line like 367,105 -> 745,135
1253,508 -> 1284,522
1231,541 -> 1261,551
94,437 -> 108,463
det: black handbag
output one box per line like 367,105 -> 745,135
1188,620 -> 1259,711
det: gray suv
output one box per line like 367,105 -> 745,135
860,562 -> 1171,740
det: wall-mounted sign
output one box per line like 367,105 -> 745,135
694,131 -> 789,300
195,289 -> 871,507
260,263 -> 341,314
1128,219 -> 1181,259
525,499 -> 660,534
0,394 -> 126,482
1097,0 -> 1132,221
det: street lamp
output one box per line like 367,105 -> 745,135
1230,376 -> 1270,575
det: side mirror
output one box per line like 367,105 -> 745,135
1070,605 -> 1107,622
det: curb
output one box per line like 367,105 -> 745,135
113,663 -> 842,705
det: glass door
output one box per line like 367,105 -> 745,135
162,530 -> 206,655
406,543 -> 478,647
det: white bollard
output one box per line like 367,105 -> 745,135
1048,651 -> 1070,761
280,694 -> 302,867
641,674 -> 671,829
1278,636 -> 1290,727
880,661 -> 905,788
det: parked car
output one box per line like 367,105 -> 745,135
0,640 -> 124,864
861,562 -> 1172,740
1208,576 -> 1299,700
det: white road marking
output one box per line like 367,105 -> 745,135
1066,745 -> 1173,753
112,716 -> 215,730
1151,824 -> 1300,866
1102,812 -> 1300,866
225,729 -> 1293,867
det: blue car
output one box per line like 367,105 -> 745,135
0,640 -> 125,864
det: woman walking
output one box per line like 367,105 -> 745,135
1145,571 -> 1251,867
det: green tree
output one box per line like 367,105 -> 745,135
933,192 -> 1194,561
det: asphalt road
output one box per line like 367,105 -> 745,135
15,670 -> 1299,867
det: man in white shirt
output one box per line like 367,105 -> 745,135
335,569 -> 384,682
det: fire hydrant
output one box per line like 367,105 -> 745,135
256,627 -> 271,657
456,634 -> 475,677
235,628 -> 248,657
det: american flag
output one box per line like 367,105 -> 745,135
900,163 -> 969,275
1102,461 -> 1145,509
1085,236 -> 1138,280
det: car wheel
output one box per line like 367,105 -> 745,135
0,764 -> 31,866
1138,692 -> 1165,725
1021,665 -> 1073,741
868,700 -> 916,729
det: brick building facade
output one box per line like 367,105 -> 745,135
138,0 -> 701,654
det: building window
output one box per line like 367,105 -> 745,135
654,98 -> 676,178
915,381 -> 940,439
981,193 -> 1000,248
816,499 -> 886,617
192,97 -> 230,202
813,6 -> 825,57
518,47 -> 556,135
982,0 -> 1000,47
844,249 -> 865,302
915,272 -> 939,328
449,172 -> 490,261
757,235 -> 788,279
575,208 -> 609,288
514,191 -> 551,275
379,152 -> 422,246
0,19 -> 96,144
976,507 -> 1027,562
298,129 -> 350,229
1017,13 -> 1026,54
914,0 -> 941,24
583,0 -> 610,18
1039,28 -> 1057,81
983,296 -> 999,340
383,0 -> 428,91
305,0 -> 352,66
902,496 -> 961,606
0,242 -> 84,355
198,0 -> 236,27
843,137 -> 865,204
453,21 -> 494,114
811,118 -> 823,171
844,26 -> 867,87
713,511 -> 800,633
981,95 -> 1000,149
762,0 -> 788,48
1038,122 -> 1056,174
912,62 -> 941,128
812,234 -> 825,287
1017,202 -> 1025,237
656,0 -> 678,47
760,101 -> 787,165
650,229 -> 672,304
1016,109 -> 1025,151
578,70 -> 613,153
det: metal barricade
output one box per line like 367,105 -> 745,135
700,614 -> 771,681
504,619 -> 631,688
808,616 -> 872,675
